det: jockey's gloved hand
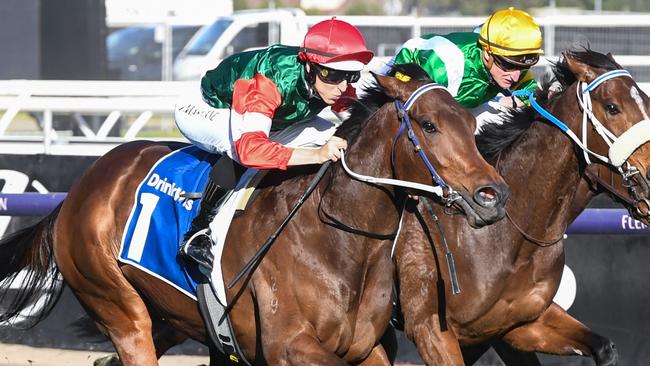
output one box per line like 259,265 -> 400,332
317,136 -> 347,163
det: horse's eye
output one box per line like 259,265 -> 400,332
422,121 -> 436,133
605,104 -> 620,115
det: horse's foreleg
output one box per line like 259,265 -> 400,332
501,303 -> 617,366
407,315 -> 464,366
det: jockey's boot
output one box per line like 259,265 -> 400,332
180,178 -> 229,272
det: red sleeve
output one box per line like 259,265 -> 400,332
331,84 -> 358,113
234,131 -> 294,170
232,74 -> 282,117
230,73 -> 291,169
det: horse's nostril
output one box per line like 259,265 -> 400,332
475,186 -> 499,208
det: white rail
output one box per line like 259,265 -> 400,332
1,79 -> 649,156
0,80 -> 195,155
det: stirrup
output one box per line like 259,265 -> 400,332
181,191 -> 203,199
180,229 -> 215,272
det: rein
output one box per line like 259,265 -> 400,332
420,197 -> 460,295
505,209 -> 566,247
584,165 -> 650,217
513,69 -> 650,169
492,155 -> 566,247
318,190 -> 402,240
223,161 -> 333,320
584,165 -> 636,207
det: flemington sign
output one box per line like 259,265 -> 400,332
567,208 -> 650,234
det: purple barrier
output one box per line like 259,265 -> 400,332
566,208 -> 649,235
1,193 -> 649,235
0,193 -> 67,216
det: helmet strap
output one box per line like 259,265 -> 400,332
483,50 -> 494,69
304,62 -> 321,100
306,62 -> 317,85
482,51 -> 499,86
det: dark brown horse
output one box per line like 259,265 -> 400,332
0,72 -> 509,365
392,49 -> 650,366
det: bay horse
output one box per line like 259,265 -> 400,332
392,49 -> 650,366
0,72 -> 509,365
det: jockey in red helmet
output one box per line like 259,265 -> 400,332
175,18 -> 373,271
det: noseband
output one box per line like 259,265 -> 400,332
514,69 -> 650,216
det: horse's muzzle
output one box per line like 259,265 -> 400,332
475,183 -> 509,208
474,185 -> 500,208
457,184 -> 509,228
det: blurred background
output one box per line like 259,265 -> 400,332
0,0 -> 649,82
1,1 -> 650,365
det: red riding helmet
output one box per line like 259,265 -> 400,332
299,18 -> 374,71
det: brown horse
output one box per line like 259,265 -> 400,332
0,72 -> 509,365
392,49 -> 650,366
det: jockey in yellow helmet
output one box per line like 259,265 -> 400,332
478,7 -> 543,90
387,8 -> 543,120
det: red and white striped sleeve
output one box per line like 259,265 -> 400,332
230,74 -> 294,170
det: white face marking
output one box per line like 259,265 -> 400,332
630,86 -> 650,121
572,348 -> 584,356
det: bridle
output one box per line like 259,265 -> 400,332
340,83 -> 462,207
514,69 -> 650,218
321,82 -> 466,239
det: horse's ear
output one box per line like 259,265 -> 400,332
564,52 -> 597,83
371,72 -> 410,101
606,52 -> 623,69
606,52 -> 616,63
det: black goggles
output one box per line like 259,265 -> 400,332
312,63 -> 361,85
493,54 -> 539,72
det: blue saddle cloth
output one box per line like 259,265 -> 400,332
118,146 -> 219,300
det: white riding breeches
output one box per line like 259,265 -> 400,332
174,91 -> 339,162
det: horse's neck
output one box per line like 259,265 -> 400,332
320,114 -> 402,239
500,97 -> 584,239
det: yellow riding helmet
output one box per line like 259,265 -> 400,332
478,7 -> 543,59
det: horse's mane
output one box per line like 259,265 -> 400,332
335,85 -> 391,142
476,47 -> 620,161
336,63 -> 433,143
